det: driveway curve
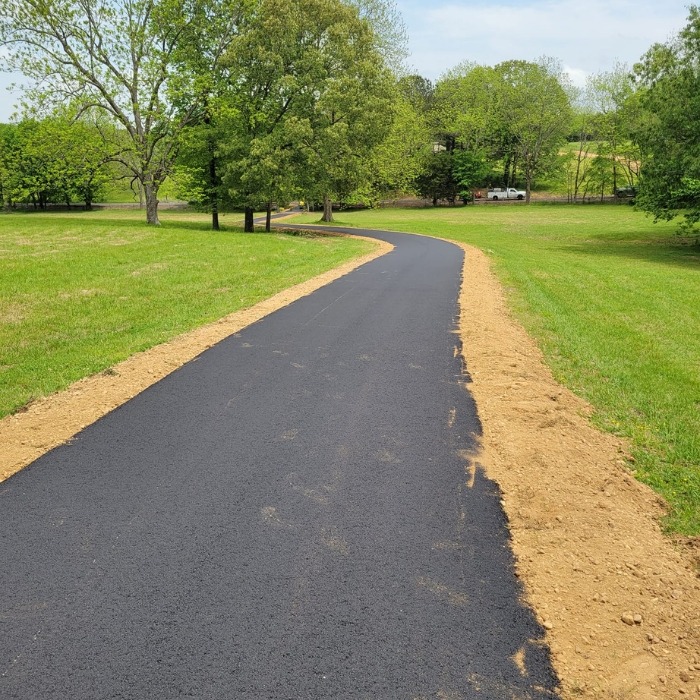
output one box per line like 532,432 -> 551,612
1,226 -> 559,699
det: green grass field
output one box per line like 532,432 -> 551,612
0,208 -> 372,419
289,205 -> 700,535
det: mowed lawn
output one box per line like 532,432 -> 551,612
291,205 -> 700,535
0,208 -> 372,419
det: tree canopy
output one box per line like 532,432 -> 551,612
0,0 -> 246,223
634,5 -> 700,232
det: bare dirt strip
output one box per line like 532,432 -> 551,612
456,242 -> 699,699
1,231 -> 698,699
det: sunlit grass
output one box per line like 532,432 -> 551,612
0,208 -> 372,418
290,204 -> 700,535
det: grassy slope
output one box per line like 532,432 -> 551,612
0,208 -> 372,418
291,205 -> 700,535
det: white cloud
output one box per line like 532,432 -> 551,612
563,65 -> 588,89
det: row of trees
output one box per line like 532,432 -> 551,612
1,0 -> 699,230
408,58 -> 573,205
0,118 -> 116,209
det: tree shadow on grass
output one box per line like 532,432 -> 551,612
555,237 -> 700,270
2,207 -> 312,238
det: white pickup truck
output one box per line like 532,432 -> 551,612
487,187 -> 525,200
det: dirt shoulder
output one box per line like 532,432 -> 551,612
1,233 -> 698,698
457,242 -> 700,699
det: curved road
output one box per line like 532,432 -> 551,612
1,227 -> 558,699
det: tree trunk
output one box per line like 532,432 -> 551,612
208,153 -> 219,231
503,157 -> 512,188
244,207 -> 255,233
525,176 -> 532,204
85,198 -> 93,211
322,195 -> 334,222
144,184 -> 160,225
266,201 -> 272,232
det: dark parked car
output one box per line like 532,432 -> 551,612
615,186 -> 637,198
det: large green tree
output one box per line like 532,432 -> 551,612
173,0 -> 396,229
0,0 -> 245,224
224,0 -> 394,223
432,63 -> 501,152
634,5 -> 700,233
217,0 -> 319,232
348,0 -> 408,72
497,58 -> 573,202
362,93 -> 432,203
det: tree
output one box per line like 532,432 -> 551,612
429,64 -> 506,194
0,0 -> 244,224
497,58 -> 573,202
0,123 -> 13,207
432,63 -> 501,152
633,5 -> 700,233
397,74 -> 434,116
0,116 -> 115,208
171,115 -> 231,229
175,0 -> 395,230
361,93 -> 432,203
257,0 -> 395,222
217,0 -> 318,232
415,150 -> 459,205
586,63 -> 639,194
565,107 -> 598,201
452,149 -> 490,201
0,121 -> 44,207
347,0 -> 408,73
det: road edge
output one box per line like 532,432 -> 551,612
0,235 -> 393,482
455,241 -> 700,699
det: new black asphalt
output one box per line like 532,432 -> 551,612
1,226 -> 559,699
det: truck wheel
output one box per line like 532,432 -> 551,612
517,194 -> 524,200
492,195 -> 499,200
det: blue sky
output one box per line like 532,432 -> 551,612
396,0 -> 693,84
0,0 -> 695,121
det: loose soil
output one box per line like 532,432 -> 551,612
1,233 -> 698,699
457,242 -> 700,699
